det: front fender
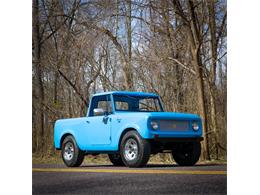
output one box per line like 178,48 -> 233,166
54,129 -> 76,150
111,116 -> 153,151
118,122 -> 151,139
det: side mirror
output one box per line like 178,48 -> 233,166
93,108 -> 105,116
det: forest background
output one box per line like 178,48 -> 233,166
32,0 -> 227,163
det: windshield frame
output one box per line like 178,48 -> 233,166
112,94 -> 164,112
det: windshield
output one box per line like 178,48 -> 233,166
113,94 -> 163,112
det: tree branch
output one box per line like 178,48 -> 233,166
168,57 -> 196,75
216,12 -> 227,45
57,69 -> 88,107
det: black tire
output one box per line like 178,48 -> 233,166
172,142 -> 201,166
108,154 -> 125,166
120,131 -> 151,168
61,135 -> 85,167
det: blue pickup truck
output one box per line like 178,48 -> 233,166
54,91 -> 203,167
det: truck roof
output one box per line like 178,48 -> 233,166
92,91 -> 159,97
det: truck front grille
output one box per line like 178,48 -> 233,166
159,120 -> 189,131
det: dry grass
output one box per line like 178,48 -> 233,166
32,152 -> 226,165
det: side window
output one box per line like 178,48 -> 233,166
113,94 -> 139,111
89,95 -> 112,116
98,100 -> 112,114
115,101 -> 129,111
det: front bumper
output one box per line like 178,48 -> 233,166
153,137 -> 204,143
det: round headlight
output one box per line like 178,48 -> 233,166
192,121 -> 199,131
151,121 -> 159,130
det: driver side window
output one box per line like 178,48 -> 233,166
89,95 -> 112,116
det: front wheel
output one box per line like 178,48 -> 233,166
120,131 -> 151,168
172,142 -> 201,166
61,135 -> 85,167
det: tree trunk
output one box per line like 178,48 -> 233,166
33,0 -> 45,153
54,72 -> 59,103
162,1 -> 184,110
187,0 -> 210,160
125,0 -> 134,90
192,49 -> 211,160
207,0 -> 219,159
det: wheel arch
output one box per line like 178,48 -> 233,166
59,133 -> 74,150
118,128 -> 138,150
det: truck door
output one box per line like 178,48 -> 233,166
86,95 -> 112,145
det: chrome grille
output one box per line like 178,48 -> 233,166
159,120 -> 189,131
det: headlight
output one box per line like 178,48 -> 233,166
192,121 -> 199,131
151,121 -> 159,130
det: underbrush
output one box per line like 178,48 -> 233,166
32,152 -> 226,165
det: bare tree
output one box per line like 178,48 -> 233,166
33,0 -> 45,152
32,0 -> 227,161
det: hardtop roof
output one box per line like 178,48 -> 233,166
92,91 -> 159,97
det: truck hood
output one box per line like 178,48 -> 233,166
115,111 -> 200,120
148,112 -> 200,120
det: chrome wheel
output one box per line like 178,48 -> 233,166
63,142 -> 74,161
124,138 -> 138,161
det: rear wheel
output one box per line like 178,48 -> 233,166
120,131 -> 151,168
108,154 -> 125,166
172,142 -> 201,166
61,135 -> 85,167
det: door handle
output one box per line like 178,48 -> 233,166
103,116 -> 109,124
86,120 -> 90,123
117,118 -> 122,123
